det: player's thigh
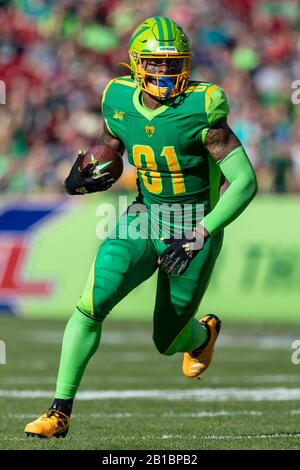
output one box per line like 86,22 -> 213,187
78,217 -> 157,320
153,231 -> 223,353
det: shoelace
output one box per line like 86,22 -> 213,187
46,410 -> 68,430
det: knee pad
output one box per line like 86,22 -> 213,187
78,239 -> 133,320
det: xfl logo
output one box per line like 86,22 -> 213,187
0,204 -> 61,314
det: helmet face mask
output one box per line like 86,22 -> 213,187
129,17 -> 192,100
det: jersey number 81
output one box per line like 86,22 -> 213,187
132,145 -> 186,195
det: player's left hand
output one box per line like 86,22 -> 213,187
158,227 -> 209,276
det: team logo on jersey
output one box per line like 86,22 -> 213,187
145,126 -> 155,137
113,111 -> 125,120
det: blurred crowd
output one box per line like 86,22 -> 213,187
0,0 -> 300,194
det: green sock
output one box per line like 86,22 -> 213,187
55,308 -> 102,399
188,319 -> 209,353
185,318 -> 208,353
163,318 -> 208,355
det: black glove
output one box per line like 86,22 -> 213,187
64,151 -> 115,195
159,229 -> 206,276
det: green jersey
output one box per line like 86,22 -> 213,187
102,76 -> 229,213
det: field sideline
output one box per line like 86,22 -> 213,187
0,316 -> 300,450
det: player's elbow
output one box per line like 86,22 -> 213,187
244,171 -> 258,202
236,170 -> 258,205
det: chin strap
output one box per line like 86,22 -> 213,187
118,62 -> 132,71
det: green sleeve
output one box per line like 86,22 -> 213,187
201,146 -> 258,236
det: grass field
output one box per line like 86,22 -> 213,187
1,316 -> 300,450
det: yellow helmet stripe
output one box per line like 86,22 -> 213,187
205,84 -> 218,114
129,26 -> 150,47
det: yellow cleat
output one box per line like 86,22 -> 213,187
182,314 -> 221,379
24,409 -> 70,438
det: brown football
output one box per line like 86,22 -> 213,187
82,145 -> 123,182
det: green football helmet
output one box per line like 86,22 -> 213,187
129,17 -> 192,100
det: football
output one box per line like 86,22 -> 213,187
82,145 -> 123,183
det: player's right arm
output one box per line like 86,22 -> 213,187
65,73 -> 128,197
98,121 -> 125,154
64,122 -> 124,196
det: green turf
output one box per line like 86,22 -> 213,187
1,316 -> 300,450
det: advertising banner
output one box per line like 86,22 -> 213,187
1,195 -> 300,322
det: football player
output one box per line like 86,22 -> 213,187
25,17 -> 257,438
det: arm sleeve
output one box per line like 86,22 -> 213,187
201,146 -> 258,236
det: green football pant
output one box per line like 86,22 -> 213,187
78,212 -> 223,354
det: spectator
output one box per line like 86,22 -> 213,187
0,0 -> 299,194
